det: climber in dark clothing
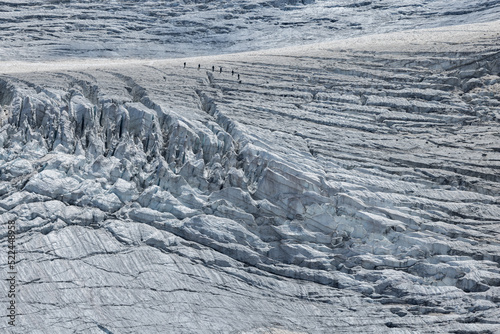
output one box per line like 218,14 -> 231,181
198,64 -> 201,70
184,62 -> 186,68
231,70 -> 234,76
212,66 -> 215,72
219,67 -> 223,73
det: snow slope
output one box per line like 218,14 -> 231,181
1,0 -> 500,60
1,20 -> 500,333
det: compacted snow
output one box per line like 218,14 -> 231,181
1,2 -> 500,334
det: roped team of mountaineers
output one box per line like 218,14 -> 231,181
184,62 -> 242,84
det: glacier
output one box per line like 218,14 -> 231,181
1,0 -> 500,61
1,2 -> 500,334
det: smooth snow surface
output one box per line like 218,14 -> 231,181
1,9 -> 500,334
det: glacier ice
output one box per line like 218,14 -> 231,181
1,0 -> 500,61
0,17 -> 500,334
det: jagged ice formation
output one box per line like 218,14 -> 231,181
1,21 -> 500,333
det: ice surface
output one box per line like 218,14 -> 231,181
0,4 -> 500,334
0,0 -> 499,61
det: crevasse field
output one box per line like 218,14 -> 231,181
1,1 -> 500,333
